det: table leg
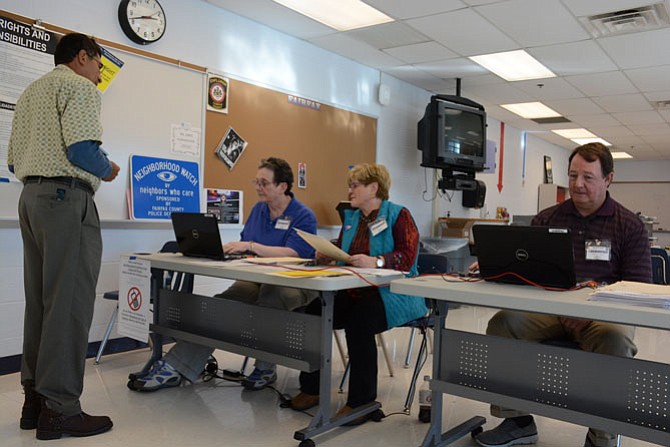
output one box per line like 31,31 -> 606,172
420,301 -> 485,447
294,291 -> 382,444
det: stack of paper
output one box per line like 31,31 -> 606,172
589,281 -> 670,309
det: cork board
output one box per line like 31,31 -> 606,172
204,78 -> 377,226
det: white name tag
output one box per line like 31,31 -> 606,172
275,218 -> 291,230
585,239 -> 611,261
369,218 -> 388,237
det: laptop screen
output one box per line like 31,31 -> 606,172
171,212 -> 226,260
472,225 -> 576,289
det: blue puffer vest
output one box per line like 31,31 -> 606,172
341,200 -> 427,328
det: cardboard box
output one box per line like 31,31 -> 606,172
438,218 -> 508,239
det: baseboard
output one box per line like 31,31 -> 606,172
0,337 -> 149,376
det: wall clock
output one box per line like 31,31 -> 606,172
118,0 -> 166,45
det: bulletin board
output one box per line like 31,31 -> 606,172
0,10 -> 206,220
204,78 -> 377,226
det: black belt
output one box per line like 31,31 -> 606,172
24,176 -> 94,195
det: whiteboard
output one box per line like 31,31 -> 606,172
0,47 -> 204,219
609,182 -> 670,230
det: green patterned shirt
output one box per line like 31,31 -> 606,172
8,65 -> 103,190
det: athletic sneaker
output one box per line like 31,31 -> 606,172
476,417 -> 538,447
241,367 -> 277,390
128,359 -> 182,392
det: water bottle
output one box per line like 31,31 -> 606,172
418,375 -> 431,423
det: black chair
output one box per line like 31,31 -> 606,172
94,241 -> 194,363
651,247 -> 669,285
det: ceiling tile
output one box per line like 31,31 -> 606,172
565,71 -> 637,96
644,90 -> 670,102
308,34 -> 403,68
592,94 -> 653,112
627,123 -> 670,135
413,57 -> 489,79
599,28 -> 670,69
544,98 -> 604,116
345,21 -> 428,50
476,0 -> 590,46
625,65 -> 670,92
383,41 -> 458,64
588,126 -> 634,137
528,41 -> 618,76
460,82 -> 534,104
567,114 -> 622,127
405,9 -> 518,56
612,110 -> 664,125
205,0 -> 333,39
513,78 -> 584,100
363,0 -> 467,20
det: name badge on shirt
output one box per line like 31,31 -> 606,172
275,217 -> 291,230
585,239 -> 611,261
369,218 -> 388,237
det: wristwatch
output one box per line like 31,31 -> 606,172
376,256 -> 385,268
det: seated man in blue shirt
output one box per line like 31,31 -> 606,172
129,157 -> 318,392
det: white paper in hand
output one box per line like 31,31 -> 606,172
295,228 -> 350,263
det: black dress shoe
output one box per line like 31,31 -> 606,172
36,406 -> 113,440
20,382 -> 42,430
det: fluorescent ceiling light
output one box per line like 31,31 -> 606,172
271,0 -> 393,31
500,102 -> 561,119
552,128 -> 596,139
469,50 -> 556,81
611,151 -> 633,159
571,137 -> 612,146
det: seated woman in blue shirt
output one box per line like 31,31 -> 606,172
289,163 -> 427,425
129,157 -> 318,392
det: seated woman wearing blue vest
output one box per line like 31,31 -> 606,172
289,163 -> 427,425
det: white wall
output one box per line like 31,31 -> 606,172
0,0 -> 574,358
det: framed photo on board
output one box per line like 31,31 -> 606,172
215,127 -> 247,170
544,155 -> 553,184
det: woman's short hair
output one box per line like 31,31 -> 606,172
348,163 -> 391,200
54,33 -> 102,66
258,157 -> 294,194
569,142 -> 614,177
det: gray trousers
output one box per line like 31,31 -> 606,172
164,281 -> 318,382
19,181 -> 102,416
487,310 -> 636,447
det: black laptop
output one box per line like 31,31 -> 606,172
171,212 -> 243,261
472,225 -> 576,289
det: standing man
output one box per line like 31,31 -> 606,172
8,33 -> 120,440
475,142 -> 651,447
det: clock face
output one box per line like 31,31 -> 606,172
118,0 -> 166,45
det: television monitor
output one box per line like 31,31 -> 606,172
417,95 -> 487,174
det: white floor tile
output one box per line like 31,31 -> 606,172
0,306 -> 666,447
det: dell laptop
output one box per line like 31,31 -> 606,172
171,212 -> 242,261
472,225 -> 576,289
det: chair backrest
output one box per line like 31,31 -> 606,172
650,247 -> 669,285
156,240 -> 194,293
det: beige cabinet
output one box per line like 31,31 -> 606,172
538,184 -> 569,211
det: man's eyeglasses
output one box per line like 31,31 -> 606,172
90,54 -> 104,73
251,179 -> 274,188
348,181 -> 366,189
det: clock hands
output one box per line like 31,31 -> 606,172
131,13 -> 160,20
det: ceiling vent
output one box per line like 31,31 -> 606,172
531,117 -> 571,124
653,100 -> 670,109
580,3 -> 670,37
